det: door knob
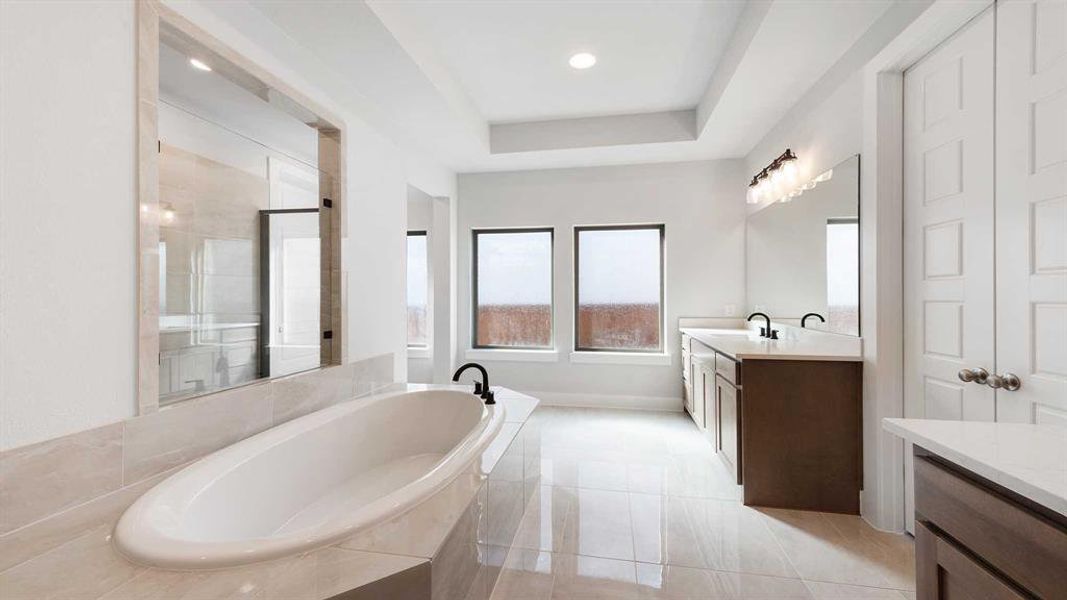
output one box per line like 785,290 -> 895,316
986,373 -> 1021,391
957,368 -> 989,384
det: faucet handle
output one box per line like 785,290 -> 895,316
473,381 -> 483,395
483,390 -> 496,405
759,327 -> 767,337
769,329 -> 779,340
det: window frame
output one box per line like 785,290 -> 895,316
573,223 -> 666,354
471,226 -> 555,350
406,230 -> 430,349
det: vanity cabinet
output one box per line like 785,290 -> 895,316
913,450 -> 1067,599
681,328 -> 863,514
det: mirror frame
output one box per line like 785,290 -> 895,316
136,0 -> 345,414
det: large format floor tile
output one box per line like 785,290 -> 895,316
489,407 -> 915,599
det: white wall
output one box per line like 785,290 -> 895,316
0,1 -> 138,450
457,160 -> 747,407
745,72 -> 863,209
0,0 -> 456,450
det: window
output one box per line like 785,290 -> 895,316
407,231 -> 429,347
575,225 -> 664,352
826,218 -> 859,336
472,228 -> 553,348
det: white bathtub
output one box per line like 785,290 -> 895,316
114,388 -> 504,569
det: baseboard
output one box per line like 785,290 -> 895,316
520,390 -> 683,412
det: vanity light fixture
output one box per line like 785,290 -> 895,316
569,52 -> 597,69
747,148 -> 799,204
189,58 -> 212,72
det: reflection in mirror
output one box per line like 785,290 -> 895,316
157,27 -> 326,406
746,155 -> 860,336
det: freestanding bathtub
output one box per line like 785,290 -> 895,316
114,388 -> 504,569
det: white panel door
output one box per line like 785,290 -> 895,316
904,7 -> 997,423
995,0 -> 1067,425
903,7 -> 996,533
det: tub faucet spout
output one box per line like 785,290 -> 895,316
452,362 -> 495,405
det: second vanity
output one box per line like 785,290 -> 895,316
681,320 -> 864,514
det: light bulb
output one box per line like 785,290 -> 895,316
782,160 -> 798,185
747,186 -> 759,204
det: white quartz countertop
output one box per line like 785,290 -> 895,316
681,327 -> 862,362
884,418 -> 1067,517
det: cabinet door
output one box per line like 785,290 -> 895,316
994,0 -> 1067,425
915,522 -> 1027,600
693,367 -> 706,430
717,375 -> 741,484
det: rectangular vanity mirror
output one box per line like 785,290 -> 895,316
746,154 -> 860,336
150,22 -> 339,407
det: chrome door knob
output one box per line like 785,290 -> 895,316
986,373 -> 1021,391
958,368 -> 989,384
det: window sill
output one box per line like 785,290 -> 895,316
407,347 -> 431,359
464,348 -> 560,363
570,351 -> 672,366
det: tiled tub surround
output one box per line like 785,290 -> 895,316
0,381 -> 540,600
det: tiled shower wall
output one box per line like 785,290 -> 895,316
0,353 -> 394,569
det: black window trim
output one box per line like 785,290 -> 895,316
471,227 -> 556,350
573,223 -> 666,353
406,230 -> 429,349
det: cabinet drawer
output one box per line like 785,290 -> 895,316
915,521 -> 1026,600
715,353 -> 739,385
914,456 -> 1067,598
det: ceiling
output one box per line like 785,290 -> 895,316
245,0 -> 911,173
372,1 -> 747,124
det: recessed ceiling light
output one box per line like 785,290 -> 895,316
189,58 -> 212,72
569,52 -> 597,70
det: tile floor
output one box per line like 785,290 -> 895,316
489,407 -> 915,599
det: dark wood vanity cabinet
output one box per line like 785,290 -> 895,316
740,359 -> 863,514
913,451 -> 1067,600
683,335 -> 863,514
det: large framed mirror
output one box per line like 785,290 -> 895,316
746,155 -> 860,336
138,6 -> 343,412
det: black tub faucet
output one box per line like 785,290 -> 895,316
452,362 -> 495,405
747,312 -> 777,339
801,313 -> 826,328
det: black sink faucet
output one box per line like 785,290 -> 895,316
801,312 -> 826,328
747,312 -> 777,339
452,362 -> 495,405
